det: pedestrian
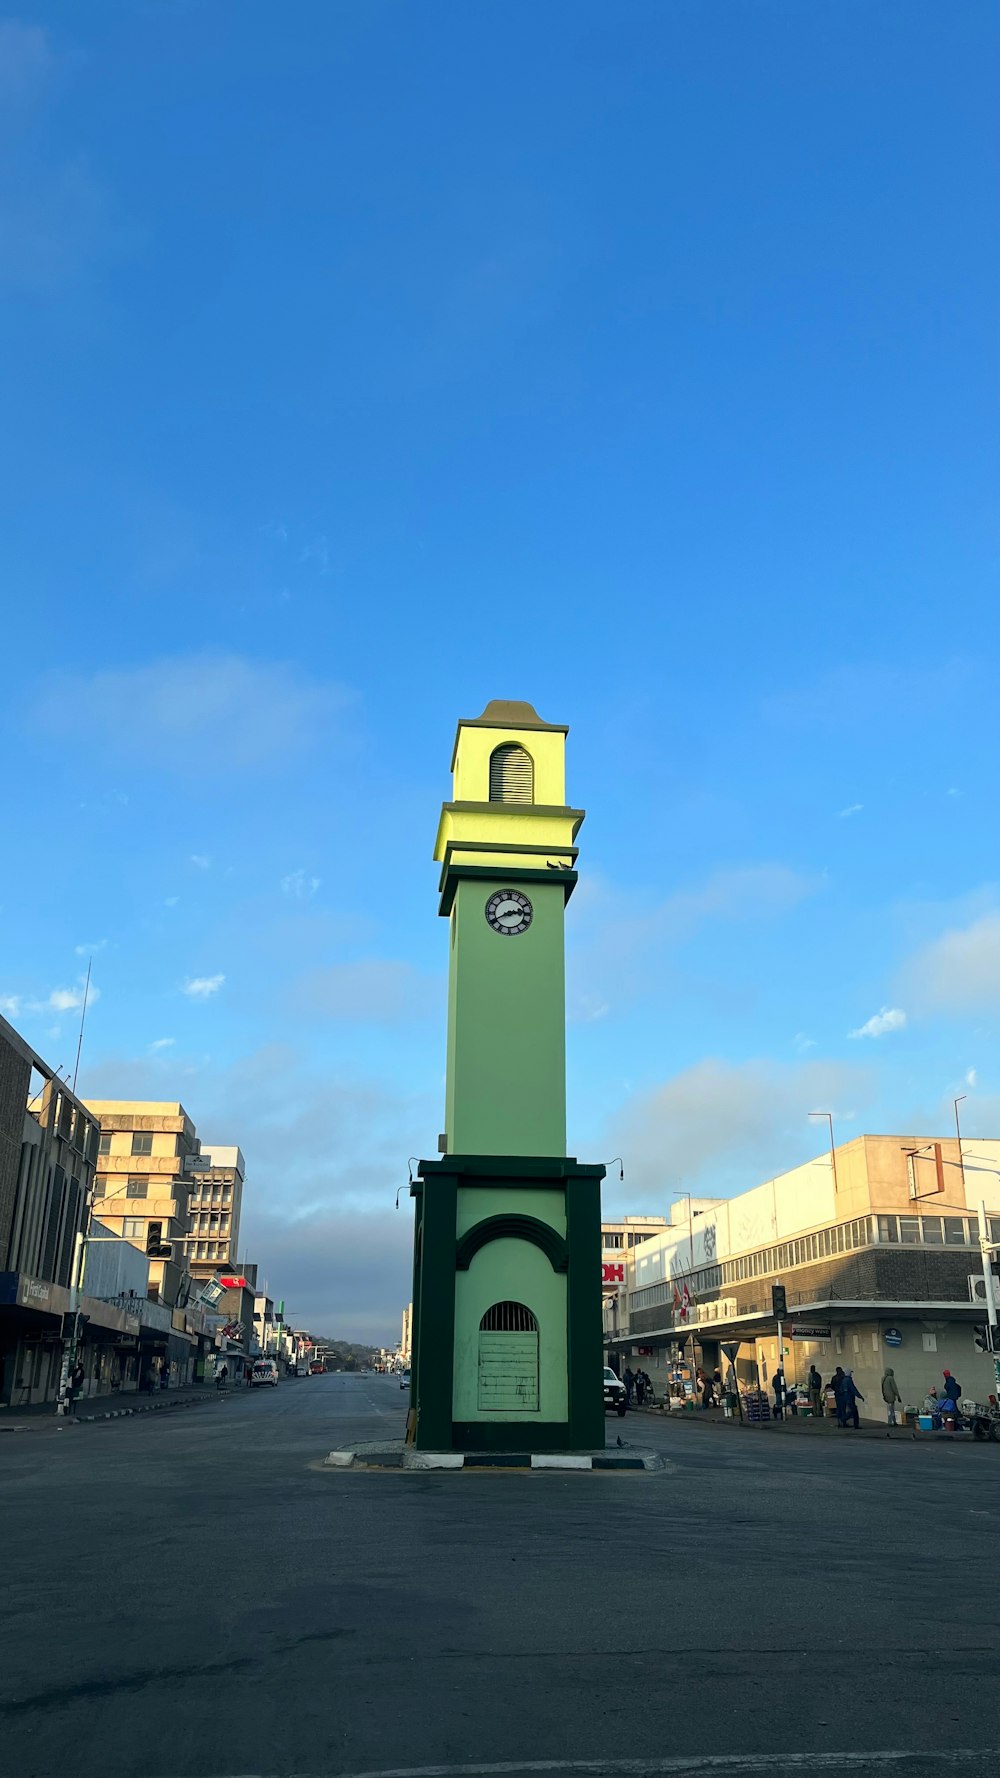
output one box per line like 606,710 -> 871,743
808,1364 -> 823,1420
216,1362 -> 228,1392
771,1366 -> 784,1420
68,1359 -> 85,1415
842,1370 -> 864,1429
623,1365 -> 635,1405
712,1367 -> 723,1406
635,1370 -> 646,1407
701,1369 -> 714,1410
881,1367 -> 902,1426
829,1366 -> 847,1426
142,1364 -> 157,1396
941,1370 -> 961,1405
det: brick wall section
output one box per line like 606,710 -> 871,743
0,1035 -> 31,1268
629,1248 -> 982,1338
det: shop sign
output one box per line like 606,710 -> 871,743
884,1327 -> 903,1348
790,1325 -> 832,1340
220,1276 -> 248,1290
602,1262 -> 624,1284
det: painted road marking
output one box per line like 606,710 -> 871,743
213,1752 -> 1000,1778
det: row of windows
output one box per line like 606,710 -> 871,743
629,1213 -> 1000,1309
603,1230 -> 658,1250
193,1212 -> 230,1234
190,1187 -> 233,1207
194,1240 -> 229,1260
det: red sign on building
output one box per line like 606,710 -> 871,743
602,1262 -> 624,1284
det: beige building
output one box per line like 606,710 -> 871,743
606,1133 -> 1000,1415
86,1101 -> 199,1308
186,1143 -> 244,1287
401,1302 -> 413,1365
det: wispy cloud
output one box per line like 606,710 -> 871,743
902,910 -> 1000,1014
32,654 -> 353,775
838,803 -> 863,820
149,1037 -> 175,1052
281,869 -> 321,900
0,994 -> 22,1018
299,536 -> 330,575
74,939 -> 107,957
164,896 -> 180,908
792,1032 -> 816,1053
190,855 -> 211,870
848,1006 -> 906,1040
608,1056 -> 874,1198
966,1067 -> 978,1087
291,960 -> 440,1025
182,974 -> 225,1000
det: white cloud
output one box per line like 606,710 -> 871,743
149,1037 -> 175,1052
966,1068 -> 978,1088
292,960 -> 441,1026
76,1041 -> 432,1341
903,911 -> 1000,1013
190,855 -> 211,871
608,1056 -> 874,1199
281,868 -> 321,900
0,994 -> 22,1018
792,1032 -> 816,1053
838,803 -> 863,819
36,978 -> 101,1015
74,939 -> 107,957
182,974 -> 225,1000
32,654 -> 353,775
848,1007 -> 906,1040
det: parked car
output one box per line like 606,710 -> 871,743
603,1366 -> 627,1416
251,1359 -> 279,1387
399,1369 -> 411,1390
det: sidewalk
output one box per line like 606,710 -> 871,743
0,1385 -> 228,1432
631,1403 -> 983,1443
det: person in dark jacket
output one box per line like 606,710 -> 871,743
828,1366 -> 847,1426
771,1367 -> 784,1420
842,1370 -> 864,1428
941,1370 -> 961,1403
623,1366 -> 635,1405
808,1365 -> 823,1419
634,1370 -> 645,1407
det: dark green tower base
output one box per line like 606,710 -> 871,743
409,1154 -> 606,1454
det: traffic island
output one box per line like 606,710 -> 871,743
323,1438 -> 665,1472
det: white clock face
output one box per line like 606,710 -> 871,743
485,888 -> 533,936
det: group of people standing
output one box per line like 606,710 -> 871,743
622,1365 -> 653,1406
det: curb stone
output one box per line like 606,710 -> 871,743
324,1446 -> 661,1472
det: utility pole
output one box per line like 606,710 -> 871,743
977,1201 -> 1000,1394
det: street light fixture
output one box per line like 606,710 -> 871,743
808,1111 -> 839,1195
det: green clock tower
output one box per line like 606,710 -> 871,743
409,700 -> 605,1453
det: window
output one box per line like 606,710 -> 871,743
99,1133 -> 111,1155
478,1301 -> 539,1411
488,743 -> 534,804
921,1217 -> 944,1245
122,1218 -> 144,1238
878,1215 -> 898,1243
126,1179 -> 147,1198
898,1217 -> 920,1245
944,1217 -> 967,1246
131,1133 -> 153,1155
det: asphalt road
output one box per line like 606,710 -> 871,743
1,1373 -> 998,1778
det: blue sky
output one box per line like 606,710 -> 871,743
2,2 -> 998,1341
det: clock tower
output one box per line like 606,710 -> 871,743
409,701 -> 605,1453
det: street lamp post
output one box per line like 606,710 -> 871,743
808,1111 -> 839,1196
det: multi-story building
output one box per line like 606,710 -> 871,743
601,1214 -> 670,1289
85,1100 -> 200,1307
185,1143 -> 244,1286
400,1301 -> 412,1366
606,1134 -> 1000,1412
0,1014 -> 115,1407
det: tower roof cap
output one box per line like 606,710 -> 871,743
451,700 -> 568,768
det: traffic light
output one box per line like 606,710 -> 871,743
145,1222 -> 172,1260
974,1325 -> 1000,1354
771,1283 -> 787,1319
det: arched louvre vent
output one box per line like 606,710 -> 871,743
489,744 -> 534,804
480,1300 -> 537,1333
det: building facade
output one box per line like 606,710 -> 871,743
186,1144 -> 244,1286
606,1134 -> 1000,1413
86,1100 -> 200,1307
0,1015 -> 115,1408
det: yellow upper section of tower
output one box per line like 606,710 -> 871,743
434,700 -> 583,865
